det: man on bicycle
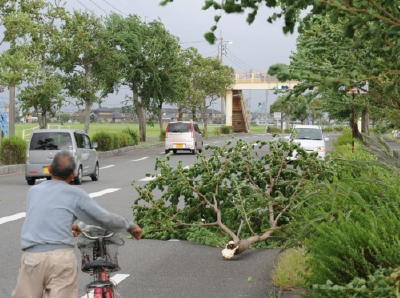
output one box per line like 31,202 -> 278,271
12,151 -> 142,298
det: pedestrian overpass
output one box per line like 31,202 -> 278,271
226,72 -> 299,132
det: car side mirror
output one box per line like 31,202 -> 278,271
92,142 -> 98,149
324,137 -> 329,141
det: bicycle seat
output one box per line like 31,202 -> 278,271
82,257 -> 117,272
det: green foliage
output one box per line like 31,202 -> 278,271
266,126 -> 283,134
122,128 -> 139,145
92,132 -> 114,151
313,268 -> 400,298
0,136 -> 27,165
273,248 -> 308,289
306,202 -> 400,285
213,127 -> 221,136
219,125 -> 232,134
115,133 -> 133,148
133,139 -> 334,249
92,131 -> 135,151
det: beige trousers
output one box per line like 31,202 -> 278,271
12,248 -> 78,298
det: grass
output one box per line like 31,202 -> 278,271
272,248 -> 308,291
16,122 -> 268,140
17,123 -> 220,140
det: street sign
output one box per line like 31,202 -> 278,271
273,112 -> 282,120
0,112 -> 9,137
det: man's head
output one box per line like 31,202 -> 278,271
49,151 -> 76,182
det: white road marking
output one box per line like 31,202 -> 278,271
168,239 -> 180,242
131,157 -> 149,162
0,189 -> 120,226
183,165 -> 191,170
80,274 -> 130,298
89,188 -> 121,198
139,176 -> 158,182
0,212 -> 26,225
100,165 -> 115,170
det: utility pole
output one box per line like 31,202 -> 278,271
216,33 -> 232,115
9,86 -> 15,137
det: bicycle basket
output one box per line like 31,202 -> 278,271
77,227 -> 124,273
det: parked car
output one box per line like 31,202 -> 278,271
25,129 -> 99,185
165,121 -> 203,154
288,125 -> 329,159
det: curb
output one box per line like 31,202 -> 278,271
0,164 -> 25,175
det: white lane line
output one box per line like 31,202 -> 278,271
89,188 -> 121,198
80,274 -> 130,298
0,189 -> 121,226
139,176 -> 158,182
131,157 -> 149,162
183,165 -> 191,170
100,165 -> 115,170
0,212 -> 26,225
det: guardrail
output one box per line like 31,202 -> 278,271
22,126 -> 39,140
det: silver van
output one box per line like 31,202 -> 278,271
165,121 -> 203,154
25,129 -> 99,185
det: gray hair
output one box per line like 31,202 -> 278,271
50,151 -> 76,179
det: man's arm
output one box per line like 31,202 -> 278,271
75,193 -> 134,232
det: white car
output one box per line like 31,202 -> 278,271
165,121 -> 203,154
289,125 -> 328,159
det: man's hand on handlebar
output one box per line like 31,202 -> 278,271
128,224 -> 142,240
72,224 -> 82,237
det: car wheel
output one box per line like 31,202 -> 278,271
173,149 -> 177,154
26,178 -> 35,185
191,149 -> 196,155
165,150 -> 170,154
46,177 -> 51,180
90,163 -> 99,182
74,166 -> 83,185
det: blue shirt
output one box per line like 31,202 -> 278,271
21,180 -> 132,252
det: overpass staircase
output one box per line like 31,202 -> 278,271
232,90 -> 249,133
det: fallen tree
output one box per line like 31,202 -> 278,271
133,139 -> 334,258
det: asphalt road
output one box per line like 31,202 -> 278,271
0,133 -> 337,298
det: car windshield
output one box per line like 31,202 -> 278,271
30,132 -> 73,150
168,123 -> 191,133
293,128 -> 322,140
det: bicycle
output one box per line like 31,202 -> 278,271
78,225 -> 125,298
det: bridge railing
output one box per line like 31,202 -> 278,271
234,72 -> 298,85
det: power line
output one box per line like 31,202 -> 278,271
75,0 -> 91,11
98,0 -> 127,16
86,0 -> 108,14
179,40 -> 208,45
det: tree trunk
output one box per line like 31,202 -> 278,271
191,107 -> 197,122
8,85 -> 15,137
177,106 -> 183,121
361,107 -> 369,135
38,111 -> 48,129
350,107 -> 362,140
158,103 -> 164,135
201,105 -> 208,136
83,101 -> 92,133
133,91 -> 146,142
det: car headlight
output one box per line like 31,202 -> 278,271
316,146 -> 325,152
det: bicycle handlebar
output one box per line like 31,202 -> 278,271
80,225 -> 114,240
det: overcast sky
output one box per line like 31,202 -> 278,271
1,0 -> 299,112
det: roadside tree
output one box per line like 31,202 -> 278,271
55,11 -> 118,133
